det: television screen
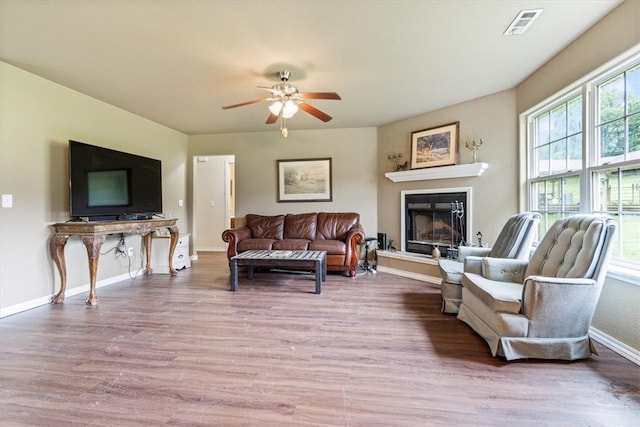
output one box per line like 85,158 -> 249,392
87,169 -> 130,207
69,140 -> 162,220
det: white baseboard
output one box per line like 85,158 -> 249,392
0,273 -> 137,318
195,247 -> 227,252
590,326 -> 640,366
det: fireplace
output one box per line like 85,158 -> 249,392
401,188 -> 471,257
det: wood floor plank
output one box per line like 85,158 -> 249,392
1,252 -> 638,426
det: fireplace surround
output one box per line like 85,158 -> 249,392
401,188 -> 471,257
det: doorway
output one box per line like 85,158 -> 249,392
192,155 -> 235,253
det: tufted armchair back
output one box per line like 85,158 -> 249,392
489,212 -> 541,259
525,215 -> 616,282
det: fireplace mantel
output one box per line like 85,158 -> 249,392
385,162 -> 488,183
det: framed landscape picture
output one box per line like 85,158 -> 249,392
277,158 -> 332,202
411,121 -> 459,169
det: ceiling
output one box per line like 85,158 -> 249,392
0,0 -> 623,135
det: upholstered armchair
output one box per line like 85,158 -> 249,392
438,212 -> 541,313
457,214 -> 616,361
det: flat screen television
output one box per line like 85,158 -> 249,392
69,140 -> 163,221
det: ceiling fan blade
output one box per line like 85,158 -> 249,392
299,92 -> 341,100
299,103 -> 333,122
222,98 -> 269,110
265,113 -> 279,124
257,86 -> 282,96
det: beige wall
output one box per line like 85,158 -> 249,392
188,128 -> 378,250
378,89 -> 519,250
516,0 -> 640,114
0,61 -> 189,312
516,0 -> 640,352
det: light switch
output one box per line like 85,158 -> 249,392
2,194 -> 12,208
178,199 -> 184,207
209,200 -> 215,207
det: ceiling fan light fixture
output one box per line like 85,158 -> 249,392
268,100 -> 283,115
221,70 -> 340,132
282,100 -> 299,118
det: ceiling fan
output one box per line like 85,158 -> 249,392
222,70 -> 341,137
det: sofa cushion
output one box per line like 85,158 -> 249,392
272,239 -> 311,251
308,239 -> 346,255
237,238 -> 276,252
246,214 -> 285,240
283,213 -> 317,240
462,272 -> 523,314
316,212 -> 359,241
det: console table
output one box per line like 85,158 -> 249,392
49,218 -> 179,305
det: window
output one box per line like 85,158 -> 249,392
526,53 -> 640,268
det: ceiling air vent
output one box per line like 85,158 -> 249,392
503,9 -> 543,35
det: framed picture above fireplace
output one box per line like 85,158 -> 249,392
410,121 -> 459,169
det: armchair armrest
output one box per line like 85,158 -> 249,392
463,255 -> 483,275
521,276 -> 599,338
458,246 -> 491,260
221,226 -> 252,260
481,258 -> 529,283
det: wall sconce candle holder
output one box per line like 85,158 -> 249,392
465,139 -> 483,163
387,153 -> 407,171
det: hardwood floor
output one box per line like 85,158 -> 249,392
1,252 -> 638,426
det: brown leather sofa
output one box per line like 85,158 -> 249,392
222,212 -> 365,276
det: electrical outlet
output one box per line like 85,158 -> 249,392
127,247 -> 134,257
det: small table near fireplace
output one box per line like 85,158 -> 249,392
230,250 -> 327,294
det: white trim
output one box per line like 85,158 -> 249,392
590,327 -> 640,366
607,263 -> 640,286
194,246 -> 227,252
0,273 -> 137,318
385,162 -> 487,182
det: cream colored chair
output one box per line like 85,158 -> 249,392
458,214 -> 616,361
438,212 -> 540,313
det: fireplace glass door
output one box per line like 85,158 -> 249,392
404,192 -> 468,256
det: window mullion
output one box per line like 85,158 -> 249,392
582,84 -> 593,213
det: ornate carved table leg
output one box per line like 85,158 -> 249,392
144,232 -> 154,274
50,234 -> 70,304
167,225 -> 179,276
81,235 -> 106,306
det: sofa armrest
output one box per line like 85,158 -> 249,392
345,223 -> 366,267
521,276 -> 599,337
481,258 -> 529,283
221,226 -> 252,260
458,246 -> 491,261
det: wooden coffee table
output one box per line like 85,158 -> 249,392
230,250 -> 327,294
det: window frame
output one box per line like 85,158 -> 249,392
522,48 -> 640,284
